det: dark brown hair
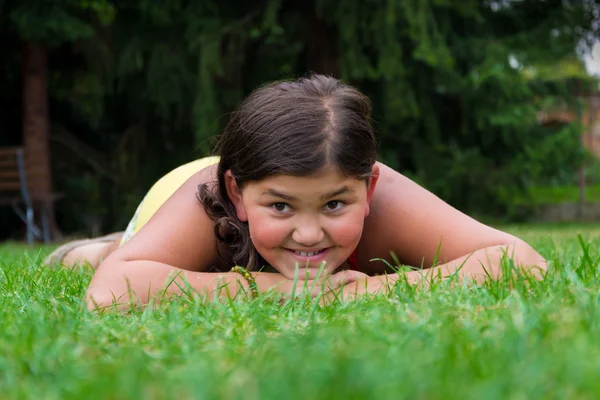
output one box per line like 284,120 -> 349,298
197,74 -> 377,271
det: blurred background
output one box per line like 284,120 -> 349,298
1,0 -> 599,243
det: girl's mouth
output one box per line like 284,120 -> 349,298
294,249 -> 325,257
286,248 -> 329,260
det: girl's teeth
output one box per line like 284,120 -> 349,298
295,250 -> 322,257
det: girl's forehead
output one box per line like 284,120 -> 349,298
243,167 -> 366,198
258,167 -> 359,187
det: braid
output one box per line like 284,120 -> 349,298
196,183 -> 266,271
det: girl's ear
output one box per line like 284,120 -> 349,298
365,163 -> 380,217
224,170 -> 248,222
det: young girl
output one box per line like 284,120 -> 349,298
46,74 -> 547,310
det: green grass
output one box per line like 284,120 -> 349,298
2,224 -> 600,399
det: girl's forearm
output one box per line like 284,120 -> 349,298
404,241 -> 547,286
85,261 -> 285,311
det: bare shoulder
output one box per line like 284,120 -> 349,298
357,162 -> 519,273
99,163 -> 220,272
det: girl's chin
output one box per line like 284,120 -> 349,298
273,254 -> 344,280
262,247 -> 355,279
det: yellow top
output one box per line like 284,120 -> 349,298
120,156 -> 221,246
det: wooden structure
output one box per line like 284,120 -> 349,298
536,90 -> 600,210
0,146 -> 60,243
537,91 -> 600,157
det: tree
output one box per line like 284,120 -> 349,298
312,0 -> 599,214
5,0 -> 114,239
2,0 -> 597,237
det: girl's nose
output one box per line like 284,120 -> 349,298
291,222 -> 325,247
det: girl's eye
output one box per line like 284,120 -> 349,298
325,200 -> 343,211
272,203 -> 291,212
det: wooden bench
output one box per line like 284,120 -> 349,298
0,146 -> 54,244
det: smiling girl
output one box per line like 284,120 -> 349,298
45,74 -> 547,309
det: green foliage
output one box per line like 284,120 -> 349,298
516,184 -> 600,206
520,123 -> 585,185
8,0 -> 115,46
524,56 -> 596,82
1,0 -> 598,234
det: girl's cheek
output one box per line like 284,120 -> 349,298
248,215 -> 289,248
328,213 -> 365,246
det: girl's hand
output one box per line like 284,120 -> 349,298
255,270 -> 370,299
320,273 -> 400,304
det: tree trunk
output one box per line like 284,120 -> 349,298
22,41 -> 60,241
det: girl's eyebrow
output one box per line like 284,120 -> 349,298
321,186 -> 353,200
262,189 -> 297,201
261,186 -> 353,201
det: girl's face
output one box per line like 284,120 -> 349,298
225,165 -> 379,279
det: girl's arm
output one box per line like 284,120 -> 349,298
336,239 -> 545,300
84,166 -> 227,309
87,260 -> 257,310
86,260 -> 367,311
403,239 -> 546,284
358,162 -> 547,276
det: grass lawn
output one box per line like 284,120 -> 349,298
2,224 -> 600,399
